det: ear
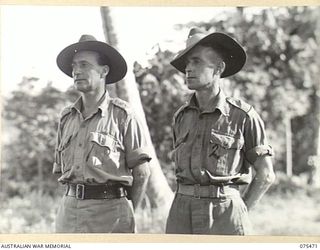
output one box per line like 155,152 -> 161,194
216,61 -> 226,75
101,65 -> 110,78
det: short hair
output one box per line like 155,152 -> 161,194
73,50 -> 108,66
196,45 -> 226,75
199,46 -> 224,65
97,54 -> 109,66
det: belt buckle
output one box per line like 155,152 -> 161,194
194,184 -> 200,199
215,185 -> 221,198
209,185 -> 221,198
76,184 -> 85,200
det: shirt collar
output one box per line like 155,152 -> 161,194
97,92 -> 110,117
71,97 -> 82,114
71,92 -> 110,117
187,89 -> 230,116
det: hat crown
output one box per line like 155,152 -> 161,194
186,27 -> 208,48
78,34 -> 97,43
188,27 -> 206,37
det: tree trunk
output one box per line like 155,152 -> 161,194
285,115 -> 293,176
100,7 -> 174,232
100,7 -> 126,100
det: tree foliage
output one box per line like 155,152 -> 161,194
2,77 -> 78,197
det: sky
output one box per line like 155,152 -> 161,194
0,6 -> 237,97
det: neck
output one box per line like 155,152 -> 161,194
81,87 -> 106,113
195,82 -> 220,111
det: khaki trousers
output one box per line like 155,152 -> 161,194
55,195 -> 135,233
166,193 -> 252,235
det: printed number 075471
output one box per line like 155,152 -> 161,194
300,244 -> 318,248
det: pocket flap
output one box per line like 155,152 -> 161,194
210,131 -> 244,149
90,132 -> 115,149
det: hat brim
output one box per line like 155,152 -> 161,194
57,41 -> 127,84
171,33 -> 246,78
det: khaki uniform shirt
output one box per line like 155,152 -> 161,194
53,93 -> 151,186
172,89 -> 272,185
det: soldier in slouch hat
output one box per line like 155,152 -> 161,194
53,35 -> 151,233
166,28 -> 275,235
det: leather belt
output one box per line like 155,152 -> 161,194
66,183 -> 127,200
177,183 -> 239,199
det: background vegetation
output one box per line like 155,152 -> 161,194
1,6 -> 319,234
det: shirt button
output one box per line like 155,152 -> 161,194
79,143 -> 82,147
197,134 -> 201,139
75,166 -> 80,170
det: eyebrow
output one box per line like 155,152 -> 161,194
187,55 -> 202,61
71,60 -> 94,66
72,59 -> 88,63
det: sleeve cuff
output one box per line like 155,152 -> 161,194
52,162 -> 62,174
126,147 -> 152,169
245,144 -> 273,164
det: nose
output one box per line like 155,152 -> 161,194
72,64 -> 81,77
185,62 -> 192,74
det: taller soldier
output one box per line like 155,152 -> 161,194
53,35 -> 151,233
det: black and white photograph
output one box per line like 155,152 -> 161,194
0,4 -> 319,239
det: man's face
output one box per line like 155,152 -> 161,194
185,46 -> 221,91
71,51 -> 106,93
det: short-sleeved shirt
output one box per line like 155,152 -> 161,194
53,93 -> 151,186
172,89 -> 272,185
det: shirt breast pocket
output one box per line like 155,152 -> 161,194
208,130 -> 244,176
87,132 -> 122,171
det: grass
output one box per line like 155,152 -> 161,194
0,191 -> 57,233
1,186 -> 319,235
250,189 -> 320,236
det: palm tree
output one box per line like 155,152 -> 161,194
100,7 -> 174,232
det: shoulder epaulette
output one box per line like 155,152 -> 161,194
226,97 -> 252,113
111,98 -> 131,114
